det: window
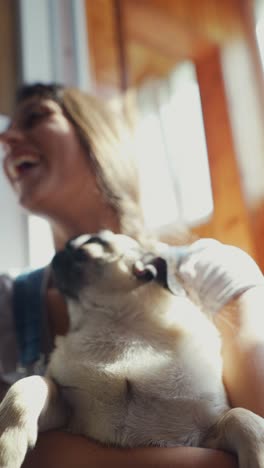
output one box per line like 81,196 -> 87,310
256,4 -> 264,69
135,61 -> 213,231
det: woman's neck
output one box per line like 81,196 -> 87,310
47,203 -> 121,251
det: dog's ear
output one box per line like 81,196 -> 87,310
134,254 -> 186,296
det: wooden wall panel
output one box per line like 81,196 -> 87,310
0,0 -> 20,115
196,48 -> 256,257
84,0 -> 257,91
123,0 -> 211,62
251,202 -> 264,271
85,0 -> 179,91
126,43 -> 175,85
127,0 -> 250,43
85,0 -> 122,94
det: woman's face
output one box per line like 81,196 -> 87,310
0,97 -> 96,215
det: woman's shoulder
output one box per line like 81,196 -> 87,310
0,273 -> 14,295
0,266 -> 48,297
0,267 -> 48,329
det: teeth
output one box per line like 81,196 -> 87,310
8,155 -> 39,179
8,163 -> 18,179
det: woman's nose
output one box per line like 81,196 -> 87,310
0,127 -> 25,144
0,127 -> 25,156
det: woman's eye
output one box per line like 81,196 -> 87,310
23,110 -> 50,129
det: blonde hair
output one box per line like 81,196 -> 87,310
62,88 -> 144,239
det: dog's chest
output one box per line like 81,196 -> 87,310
47,316 -> 228,447
49,335 -> 181,401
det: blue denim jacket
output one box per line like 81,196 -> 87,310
0,267 -> 51,383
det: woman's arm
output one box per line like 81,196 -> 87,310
23,431 -> 238,468
170,238 -> 264,417
215,286 -> 264,416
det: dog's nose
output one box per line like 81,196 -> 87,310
52,245 -> 87,273
52,249 -> 73,273
51,246 -> 87,298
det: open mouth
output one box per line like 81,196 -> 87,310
7,155 -> 40,180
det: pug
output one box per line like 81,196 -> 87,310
0,230 -> 263,468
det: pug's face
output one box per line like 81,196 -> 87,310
51,230 -> 155,303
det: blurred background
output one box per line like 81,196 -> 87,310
0,0 -> 264,274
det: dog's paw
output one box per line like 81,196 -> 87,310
0,426 -> 37,468
236,419 -> 264,468
232,409 -> 264,468
204,407 -> 264,468
238,444 -> 264,468
239,455 -> 264,468
0,377 -> 41,468
0,422 -> 38,468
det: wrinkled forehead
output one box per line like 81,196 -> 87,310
112,233 -> 140,252
72,231 -> 141,259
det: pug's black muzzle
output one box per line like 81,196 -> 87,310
51,244 -> 87,298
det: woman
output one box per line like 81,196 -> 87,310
0,82 -> 263,468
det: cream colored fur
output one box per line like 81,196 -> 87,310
0,232 -> 263,467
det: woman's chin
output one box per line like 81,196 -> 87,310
17,188 -> 50,216
12,169 -> 51,213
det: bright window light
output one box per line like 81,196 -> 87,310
135,62 -> 213,229
256,6 -> 264,69
134,98 -> 181,229
0,115 -> 10,133
28,215 -> 54,269
163,64 -> 213,225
